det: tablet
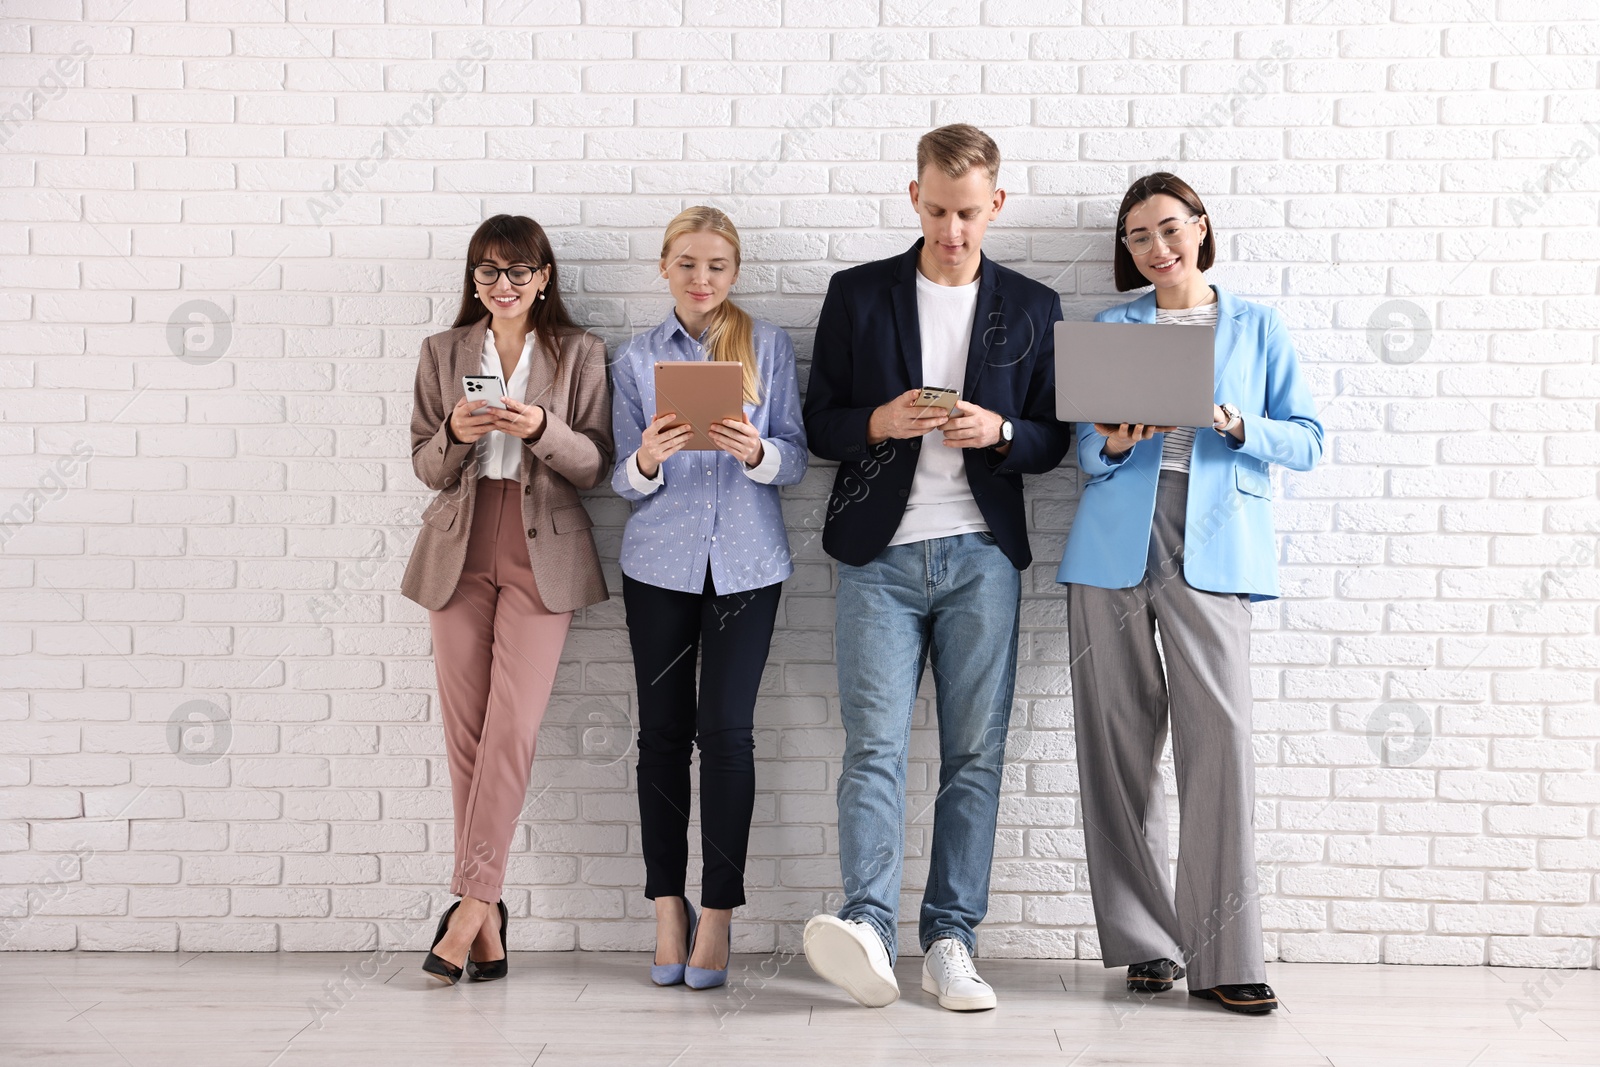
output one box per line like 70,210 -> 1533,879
654,360 -> 745,452
1054,320 -> 1216,427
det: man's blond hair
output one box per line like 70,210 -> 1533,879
915,123 -> 1000,186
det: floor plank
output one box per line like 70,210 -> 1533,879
0,952 -> 1596,1066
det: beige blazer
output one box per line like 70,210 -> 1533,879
400,317 -> 614,613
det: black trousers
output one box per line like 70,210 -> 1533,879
623,570 -> 781,910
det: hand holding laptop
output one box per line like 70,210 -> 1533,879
1094,421 -> 1178,457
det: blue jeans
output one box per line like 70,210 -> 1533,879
833,533 -> 1021,963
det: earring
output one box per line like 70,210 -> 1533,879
538,289 -> 547,301
474,293 -> 481,300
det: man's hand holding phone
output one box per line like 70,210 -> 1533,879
1094,422 -> 1178,458
867,388 -> 954,445
941,400 -> 1006,451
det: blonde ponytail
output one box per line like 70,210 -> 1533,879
660,206 -> 761,405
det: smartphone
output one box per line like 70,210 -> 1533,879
462,374 -> 508,411
915,386 -> 959,413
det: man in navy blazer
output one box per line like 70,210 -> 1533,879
800,124 -> 1072,1014
802,240 -> 1069,570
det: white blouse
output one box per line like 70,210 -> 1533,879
475,326 -> 534,481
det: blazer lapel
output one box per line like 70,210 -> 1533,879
452,316 -> 490,408
890,241 -> 924,386
523,329 -> 556,412
962,253 -> 1000,399
1211,285 -> 1244,397
1126,290 -> 1158,323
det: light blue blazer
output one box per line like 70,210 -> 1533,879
1055,285 -> 1323,601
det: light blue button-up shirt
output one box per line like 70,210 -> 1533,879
610,312 -> 808,595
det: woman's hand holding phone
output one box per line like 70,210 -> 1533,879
637,412 -> 695,478
449,395 -> 501,444
489,396 -> 546,440
1095,422 -> 1178,457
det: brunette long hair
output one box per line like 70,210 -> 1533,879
452,214 -> 577,359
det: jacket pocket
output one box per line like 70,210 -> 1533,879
422,501 -> 458,530
1234,464 -> 1272,499
551,503 -> 594,534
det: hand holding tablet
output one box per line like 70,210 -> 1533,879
653,361 -> 745,450
641,361 -> 753,477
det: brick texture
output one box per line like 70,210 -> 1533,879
0,2 -> 1596,968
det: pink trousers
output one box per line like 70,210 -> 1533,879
428,478 -> 572,902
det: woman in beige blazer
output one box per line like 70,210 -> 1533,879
400,214 -> 613,984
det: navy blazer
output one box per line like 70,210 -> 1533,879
803,239 -> 1073,570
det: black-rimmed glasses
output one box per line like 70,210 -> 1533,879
472,264 -> 540,286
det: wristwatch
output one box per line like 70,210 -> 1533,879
1215,403 -> 1241,436
997,419 -> 1014,446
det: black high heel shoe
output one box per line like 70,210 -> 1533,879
421,900 -> 467,985
465,900 -> 509,982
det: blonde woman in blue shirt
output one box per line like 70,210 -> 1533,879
611,206 -> 808,990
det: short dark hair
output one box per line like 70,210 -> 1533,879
1112,172 -> 1216,292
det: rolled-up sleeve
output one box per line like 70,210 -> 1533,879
627,449 -> 666,494
609,336 -> 657,503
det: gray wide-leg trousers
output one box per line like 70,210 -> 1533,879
1067,470 -> 1266,989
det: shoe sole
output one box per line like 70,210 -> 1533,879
920,971 -> 997,1011
1127,965 -> 1184,993
1127,978 -> 1175,992
803,919 -> 899,1008
1189,988 -> 1277,1014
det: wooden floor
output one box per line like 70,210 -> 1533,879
3,951 -> 1597,1065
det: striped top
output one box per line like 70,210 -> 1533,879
1154,299 -> 1220,474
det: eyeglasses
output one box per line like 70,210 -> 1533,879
472,264 -> 540,286
1121,215 -> 1203,256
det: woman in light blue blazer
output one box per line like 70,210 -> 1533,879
1057,173 -> 1322,1016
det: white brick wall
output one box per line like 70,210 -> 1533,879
1,2 -> 1596,968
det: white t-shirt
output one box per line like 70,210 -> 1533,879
475,327 -> 533,481
888,271 -> 991,546
1154,300 -> 1219,474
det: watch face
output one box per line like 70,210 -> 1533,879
1001,420 -> 1013,441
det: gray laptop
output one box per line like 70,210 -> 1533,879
1054,320 -> 1215,427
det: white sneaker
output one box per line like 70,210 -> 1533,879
803,914 -> 899,1007
920,938 -> 997,1011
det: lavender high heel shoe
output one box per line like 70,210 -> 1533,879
685,914 -> 728,990
650,898 -> 697,987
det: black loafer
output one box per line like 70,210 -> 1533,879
1190,982 -> 1277,1014
421,900 -> 466,985
1127,957 -> 1186,993
465,900 -> 509,982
